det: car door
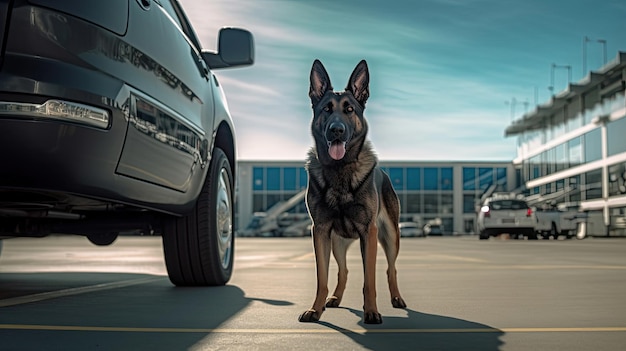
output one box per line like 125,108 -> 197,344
115,0 -> 214,193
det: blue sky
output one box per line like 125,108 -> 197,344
179,0 -> 625,161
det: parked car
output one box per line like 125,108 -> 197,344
399,222 -> 425,237
476,193 -> 536,240
534,204 -> 579,239
423,223 -> 444,236
0,0 -> 254,286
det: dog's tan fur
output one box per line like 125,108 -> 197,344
298,60 -> 406,324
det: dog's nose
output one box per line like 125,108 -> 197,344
328,122 -> 345,139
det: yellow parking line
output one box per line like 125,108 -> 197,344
0,324 -> 624,334
502,327 -> 626,333
426,254 -> 488,263
292,252 -> 315,261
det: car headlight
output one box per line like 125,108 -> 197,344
0,100 -> 109,129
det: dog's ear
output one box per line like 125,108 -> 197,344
309,59 -> 333,106
346,60 -> 369,107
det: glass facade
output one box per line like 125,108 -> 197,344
246,164 -> 511,234
462,167 -> 508,217
608,117 -> 626,156
509,56 -> 626,236
523,128 -> 602,181
380,166 -> 457,232
251,166 -> 308,213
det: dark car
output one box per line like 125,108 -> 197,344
0,0 -> 254,286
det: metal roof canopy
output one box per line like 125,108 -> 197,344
505,51 -> 626,137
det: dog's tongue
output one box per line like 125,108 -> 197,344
328,141 -> 346,160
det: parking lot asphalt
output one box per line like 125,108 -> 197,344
0,235 -> 625,350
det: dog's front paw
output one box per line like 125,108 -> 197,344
363,311 -> 383,324
392,296 -> 407,309
325,296 -> 341,308
298,309 -> 321,323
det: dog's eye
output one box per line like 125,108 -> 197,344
323,106 -> 331,112
346,106 -> 354,113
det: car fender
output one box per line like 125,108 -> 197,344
207,72 -> 237,182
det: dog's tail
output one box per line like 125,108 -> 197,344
377,170 -> 401,247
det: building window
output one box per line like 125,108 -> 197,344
283,167 -> 297,191
441,194 -> 453,214
584,128 -> 602,163
479,167 -> 493,190
423,194 -> 438,213
253,194 -> 264,212
569,175 -> 581,202
266,193 -> 282,209
266,167 -> 280,190
546,147 -> 556,175
608,162 -> 626,197
568,136 -> 583,167
299,168 -> 308,189
608,117 -> 626,157
253,167 -> 264,191
463,194 -> 476,213
407,168 -> 420,190
533,160 -> 540,180
441,167 -> 453,190
530,155 -> 541,180
389,167 -> 404,190
555,143 -> 567,172
424,168 -> 438,190
496,168 -> 507,188
463,167 -> 476,190
585,169 -> 602,200
406,193 -> 421,213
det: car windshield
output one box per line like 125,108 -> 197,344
489,200 -> 528,211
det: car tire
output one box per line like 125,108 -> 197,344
162,148 -> 235,286
550,223 -> 559,240
479,230 -> 489,240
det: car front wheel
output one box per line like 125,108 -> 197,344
162,148 -> 234,286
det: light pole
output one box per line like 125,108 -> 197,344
505,98 -> 517,122
548,63 -> 572,96
505,98 -> 529,121
583,36 -> 608,75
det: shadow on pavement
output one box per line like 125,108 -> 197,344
0,272 -> 291,351
319,306 -> 504,351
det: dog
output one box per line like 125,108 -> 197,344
298,59 -> 407,324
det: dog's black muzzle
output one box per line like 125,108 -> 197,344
325,122 -> 348,142
324,121 -> 350,161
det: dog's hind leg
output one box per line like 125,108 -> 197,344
326,234 -> 353,308
378,217 -> 407,309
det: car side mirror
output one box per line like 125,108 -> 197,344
202,27 -> 254,69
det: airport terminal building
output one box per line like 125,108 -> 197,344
505,52 -> 626,236
235,51 -> 625,237
236,160 -> 517,235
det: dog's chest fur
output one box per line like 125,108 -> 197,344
305,141 -> 379,238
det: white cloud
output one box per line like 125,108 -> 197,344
178,0 -> 625,162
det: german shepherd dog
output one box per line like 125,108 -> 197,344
298,60 -> 406,324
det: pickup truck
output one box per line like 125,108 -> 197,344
534,206 -> 579,239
